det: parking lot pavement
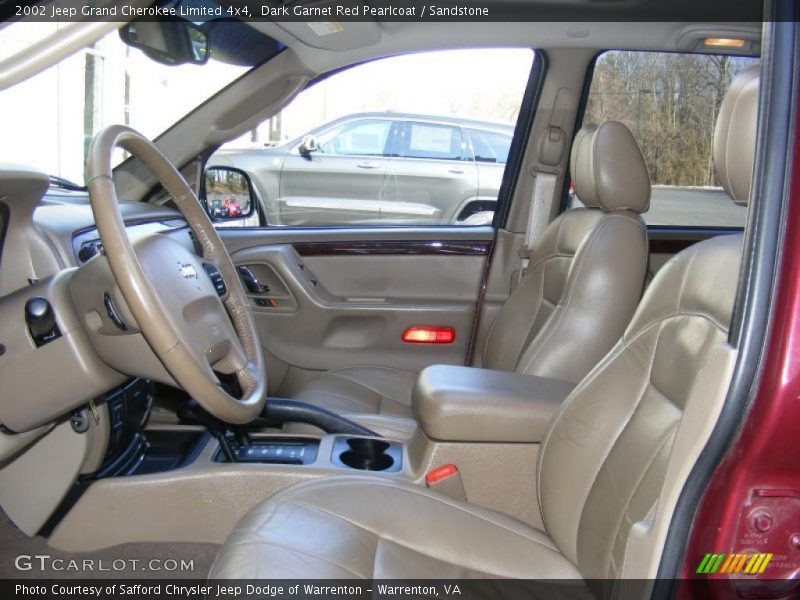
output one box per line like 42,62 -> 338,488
645,186 -> 747,227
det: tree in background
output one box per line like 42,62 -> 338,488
585,52 -> 755,187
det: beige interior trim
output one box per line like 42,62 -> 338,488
0,269 -> 126,432
0,422 -> 90,536
505,47 -> 595,236
48,428 -> 544,551
0,164 -> 63,296
229,243 -> 484,374
0,424 -> 53,464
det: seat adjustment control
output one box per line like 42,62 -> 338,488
25,296 -> 60,347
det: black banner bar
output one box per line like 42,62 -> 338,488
3,579 -> 799,600
0,0 -> 772,24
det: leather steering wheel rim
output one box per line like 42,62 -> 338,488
86,125 -> 267,424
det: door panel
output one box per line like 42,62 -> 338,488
278,118 -> 394,226
384,159 -> 479,224
219,227 -> 493,391
384,121 -> 478,224
278,153 -> 389,225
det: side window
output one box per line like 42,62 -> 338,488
209,48 -> 536,227
396,122 -> 464,161
467,129 -> 512,164
579,51 -> 758,228
317,119 -> 392,157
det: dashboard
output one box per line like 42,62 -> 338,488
36,189 -> 190,270
0,165 -> 191,439
0,165 -> 207,535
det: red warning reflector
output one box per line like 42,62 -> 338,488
402,326 -> 455,344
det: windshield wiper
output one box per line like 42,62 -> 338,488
49,175 -> 86,192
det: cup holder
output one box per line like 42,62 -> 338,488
338,438 -> 395,472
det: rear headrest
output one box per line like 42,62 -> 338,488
713,65 -> 760,206
570,121 -> 650,213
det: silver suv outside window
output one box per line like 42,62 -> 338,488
318,120 -> 392,156
396,122 -> 464,161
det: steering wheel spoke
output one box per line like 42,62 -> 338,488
209,335 -> 248,375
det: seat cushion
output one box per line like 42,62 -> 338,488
209,476 -> 584,580
293,366 -> 418,439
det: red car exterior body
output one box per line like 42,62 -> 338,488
681,91 -> 800,597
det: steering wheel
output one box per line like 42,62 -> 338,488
85,125 -> 267,424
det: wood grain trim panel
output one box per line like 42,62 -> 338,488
293,240 -> 491,257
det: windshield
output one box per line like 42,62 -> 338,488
0,18 -> 280,185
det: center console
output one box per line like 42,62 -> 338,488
331,436 -> 403,472
47,367 -> 576,552
216,437 -> 319,464
212,434 -> 403,472
86,382 -> 405,478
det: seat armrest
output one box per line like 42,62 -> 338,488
412,365 -> 575,443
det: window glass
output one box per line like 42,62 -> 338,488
0,20 -> 278,185
468,129 -> 512,164
397,122 -> 463,160
318,120 -> 391,156
210,48 -> 535,227
579,51 -> 758,227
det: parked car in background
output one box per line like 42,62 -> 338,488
208,198 -> 230,219
223,195 -> 242,218
209,112 -> 514,226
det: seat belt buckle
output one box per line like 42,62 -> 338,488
425,464 -> 467,501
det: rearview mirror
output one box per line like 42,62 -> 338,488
119,19 -> 209,66
298,135 -> 318,156
202,167 -> 255,222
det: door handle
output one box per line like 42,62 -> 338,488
448,168 -> 465,174
356,161 -> 380,169
237,266 -> 268,294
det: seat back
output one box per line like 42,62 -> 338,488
537,66 -> 759,583
482,121 -> 650,384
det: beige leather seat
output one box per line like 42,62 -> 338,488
210,66 -> 759,581
293,120 -> 651,438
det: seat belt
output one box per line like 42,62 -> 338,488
523,167 -> 559,256
517,88 -> 570,280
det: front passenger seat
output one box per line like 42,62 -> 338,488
293,121 -> 651,438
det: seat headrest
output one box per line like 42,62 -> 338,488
713,65 -> 760,206
569,121 -> 650,213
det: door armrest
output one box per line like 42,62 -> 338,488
412,365 -> 575,443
